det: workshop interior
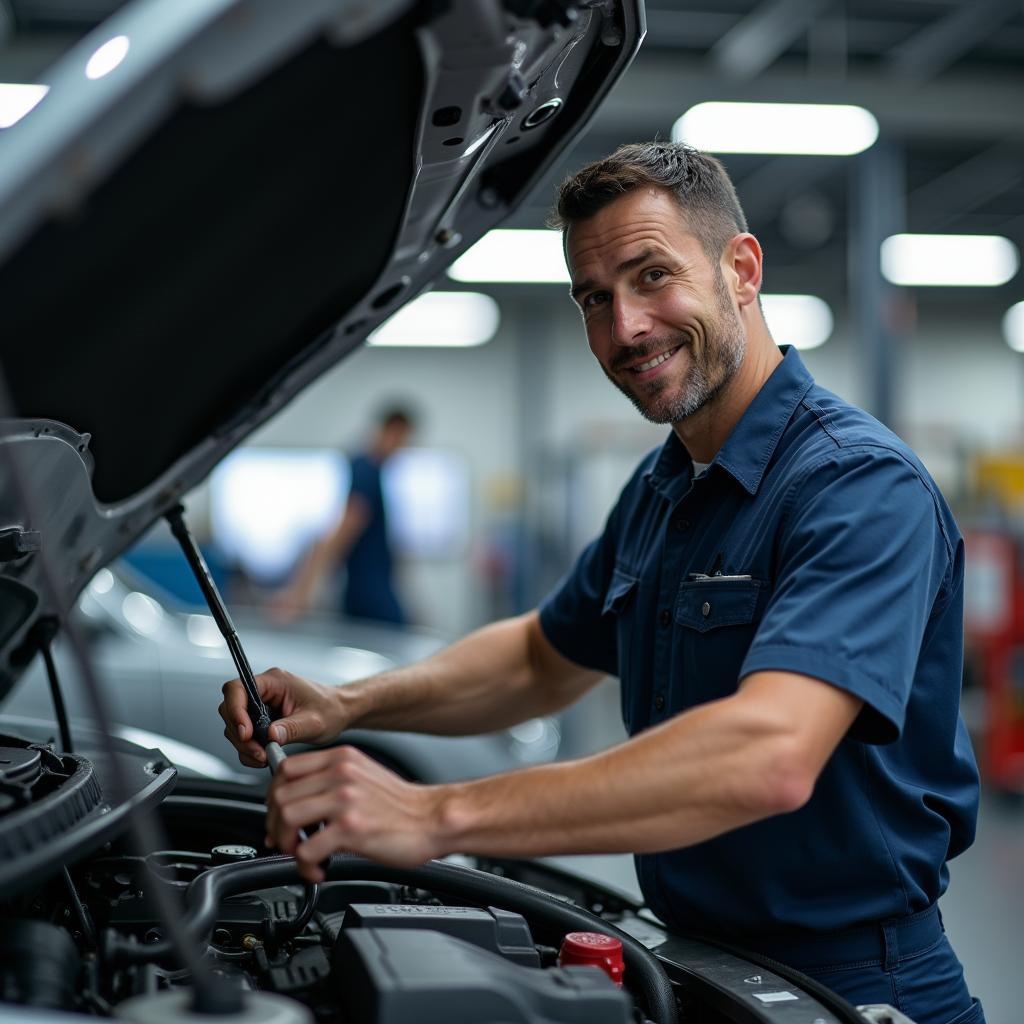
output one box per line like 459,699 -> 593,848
0,1 -> 1023,1023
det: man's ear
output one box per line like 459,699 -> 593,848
724,233 -> 763,309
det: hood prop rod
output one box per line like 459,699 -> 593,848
166,506 -> 272,747
165,505 -> 320,935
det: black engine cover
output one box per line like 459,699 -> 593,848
342,903 -> 540,967
333,928 -> 631,1024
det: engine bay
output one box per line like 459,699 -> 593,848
0,775 -> 662,1024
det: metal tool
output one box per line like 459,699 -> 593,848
166,506 -> 275,753
166,505 -> 320,931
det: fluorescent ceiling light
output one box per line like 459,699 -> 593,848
761,294 -> 833,350
448,229 -> 569,284
0,83 -> 49,128
368,291 -> 500,347
86,35 -> 130,80
880,234 -> 1019,287
1004,301 -> 1024,353
673,102 -> 878,156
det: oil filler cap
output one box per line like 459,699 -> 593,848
558,931 -> 625,987
211,844 -> 258,866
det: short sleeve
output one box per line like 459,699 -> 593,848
741,447 -> 953,744
539,511 -> 620,676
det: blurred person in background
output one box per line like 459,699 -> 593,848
270,406 -> 415,626
226,143 -> 983,1024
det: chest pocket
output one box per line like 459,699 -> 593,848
675,578 -> 766,704
602,567 -> 639,730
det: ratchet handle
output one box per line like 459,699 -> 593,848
166,507 -> 274,740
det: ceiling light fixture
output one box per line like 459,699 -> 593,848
761,294 -> 834,350
448,229 -> 569,284
0,83 -> 49,128
881,234 -> 1019,287
368,291 -> 501,347
1004,301 -> 1024,352
85,35 -> 130,80
673,102 -> 879,156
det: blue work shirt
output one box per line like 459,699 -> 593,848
341,453 -> 405,625
539,347 -> 980,939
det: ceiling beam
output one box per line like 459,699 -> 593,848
909,142 -> 1024,231
709,0 -> 834,80
887,0 -> 1020,83
640,7 -> 738,50
591,52 -> 1024,142
9,0 -> 127,26
0,34 -> 72,79
0,3 -> 13,45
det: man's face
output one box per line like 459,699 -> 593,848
566,187 -> 746,425
379,422 -> 411,458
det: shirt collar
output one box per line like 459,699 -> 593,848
645,346 -> 814,498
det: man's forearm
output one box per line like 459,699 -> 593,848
336,612 -> 601,737
266,671 -> 861,879
430,687 -> 812,858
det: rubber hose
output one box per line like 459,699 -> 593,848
132,854 -> 678,1024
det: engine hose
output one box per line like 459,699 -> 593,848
270,880 -> 320,940
108,854 -> 678,1024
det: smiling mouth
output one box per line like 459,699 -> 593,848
626,346 -> 681,374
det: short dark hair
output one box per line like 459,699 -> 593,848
377,405 -> 416,432
550,141 -> 748,260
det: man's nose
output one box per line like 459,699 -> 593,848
611,294 -> 651,346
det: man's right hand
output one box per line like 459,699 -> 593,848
219,667 -> 347,767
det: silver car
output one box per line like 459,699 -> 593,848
6,563 -> 561,784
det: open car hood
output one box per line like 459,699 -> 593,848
0,0 -> 644,698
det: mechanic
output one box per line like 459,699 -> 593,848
222,143 -> 984,1024
270,406 -> 414,626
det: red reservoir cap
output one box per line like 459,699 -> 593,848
558,931 -> 625,987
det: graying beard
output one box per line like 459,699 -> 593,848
627,324 -> 745,425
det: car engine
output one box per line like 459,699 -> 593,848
0,735 -> 667,1024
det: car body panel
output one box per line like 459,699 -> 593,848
6,565 -> 552,782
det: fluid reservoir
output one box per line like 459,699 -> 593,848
558,931 -> 625,987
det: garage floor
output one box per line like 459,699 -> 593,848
549,680 -> 1024,1024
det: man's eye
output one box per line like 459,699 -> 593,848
583,292 -> 609,309
643,269 -> 666,284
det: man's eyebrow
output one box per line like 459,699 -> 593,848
616,247 -> 663,276
569,248 -> 668,302
570,277 -> 595,302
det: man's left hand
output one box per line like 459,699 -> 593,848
265,746 -> 445,881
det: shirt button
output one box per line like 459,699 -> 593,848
659,609 -> 671,627
654,694 -> 666,711
673,516 -> 690,533
701,601 -> 711,617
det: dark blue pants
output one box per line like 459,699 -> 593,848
752,906 -> 985,1024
